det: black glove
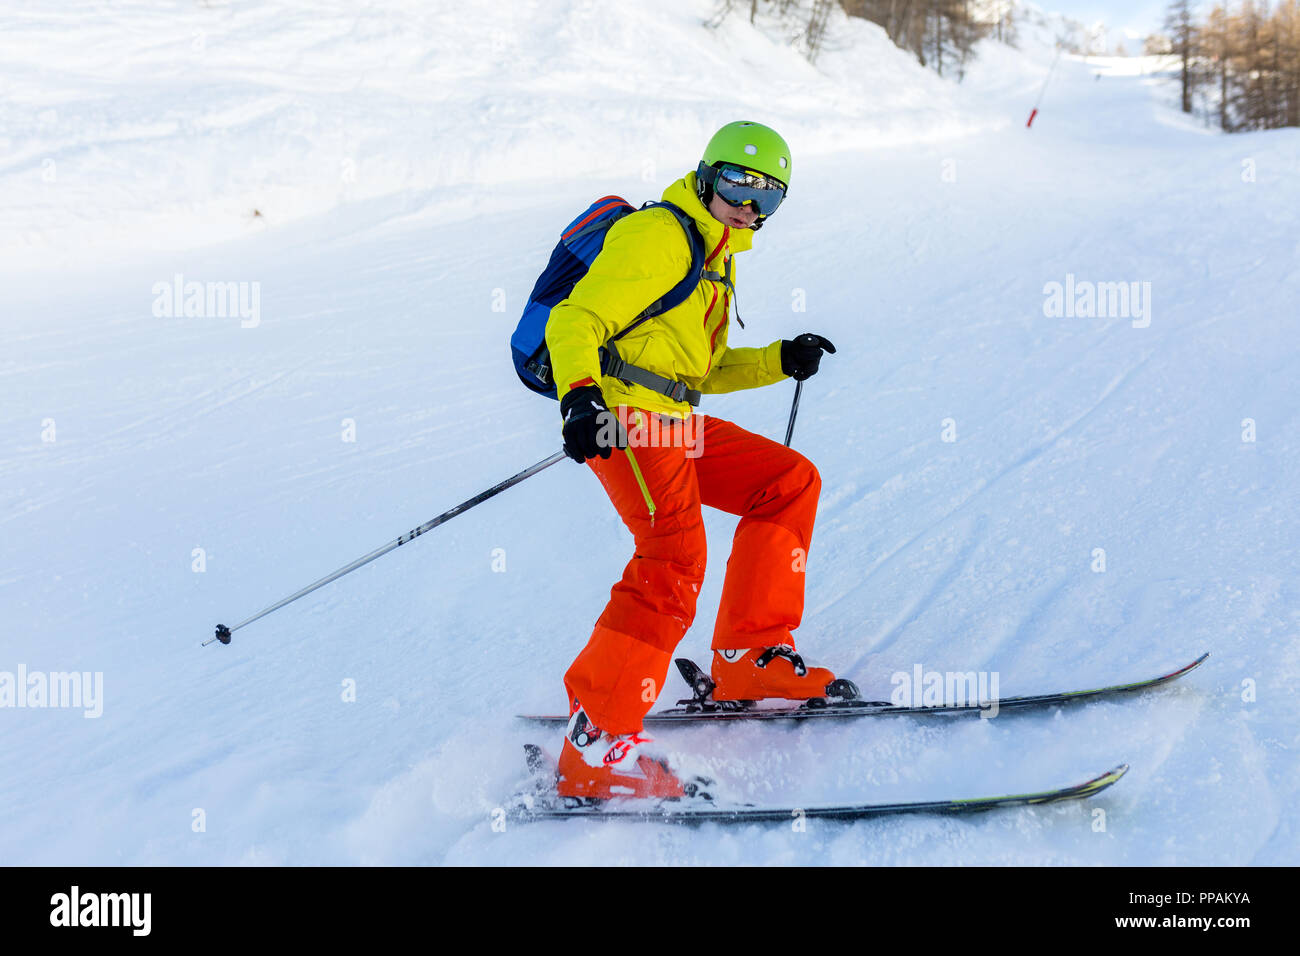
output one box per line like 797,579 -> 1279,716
781,333 -> 837,381
560,385 -> 625,463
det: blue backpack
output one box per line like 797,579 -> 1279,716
511,196 -> 713,403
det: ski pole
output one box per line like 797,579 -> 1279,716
1029,45 -> 1060,127
783,379 -> 802,447
205,449 -> 568,647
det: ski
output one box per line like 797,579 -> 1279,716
518,652 -> 1208,725
507,745 -> 1130,824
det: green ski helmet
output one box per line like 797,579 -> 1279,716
696,121 -> 791,228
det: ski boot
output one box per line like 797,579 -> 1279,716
709,645 -> 860,704
556,702 -> 686,801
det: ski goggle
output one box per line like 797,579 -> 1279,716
700,162 -> 787,217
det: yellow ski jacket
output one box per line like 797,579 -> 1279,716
545,172 -> 788,419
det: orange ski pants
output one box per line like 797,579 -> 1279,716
564,409 -> 821,734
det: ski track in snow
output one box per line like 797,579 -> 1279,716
2,2 -> 1298,865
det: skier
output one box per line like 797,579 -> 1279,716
547,121 -> 842,799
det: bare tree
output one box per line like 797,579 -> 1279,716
1179,0 -> 1300,130
1164,0 -> 1198,113
711,0 -> 1300,124
804,0 -> 836,62
1200,5 -> 1235,130
1144,33 -> 1173,55
841,0 -> 986,76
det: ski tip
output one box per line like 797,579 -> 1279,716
1088,762 -> 1130,791
1170,652 -> 1210,677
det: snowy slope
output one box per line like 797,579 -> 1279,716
2,3 -> 1297,865
0,0 -> 986,274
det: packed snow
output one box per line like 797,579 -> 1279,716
2,0 -> 1296,865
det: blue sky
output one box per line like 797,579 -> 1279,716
1045,1 -> 1172,37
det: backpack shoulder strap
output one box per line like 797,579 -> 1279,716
608,201 -> 714,345
593,201 -> 714,407
640,200 -> 722,292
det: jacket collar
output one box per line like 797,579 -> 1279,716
662,173 -> 755,258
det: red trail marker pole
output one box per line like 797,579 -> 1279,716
1027,46 -> 1063,127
